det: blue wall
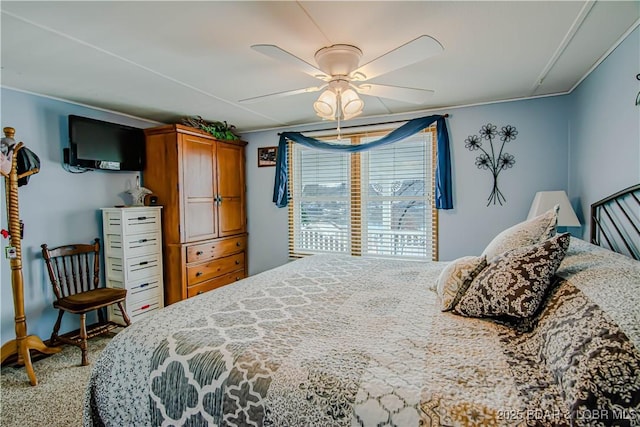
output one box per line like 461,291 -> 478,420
1,89 -> 158,345
567,26 -> 640,237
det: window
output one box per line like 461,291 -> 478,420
288,126 -> 438,260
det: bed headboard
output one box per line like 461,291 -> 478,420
590,184 -> 640,260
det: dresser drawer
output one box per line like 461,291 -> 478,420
128,277 -> 162,300
122,210 -> 161,235
108,254 -> 162,282
186,235 -> 246,264
103,208 -> 161,235
187,252 -> 245,285
187,270 -> 246,298
127,295 -> 163,318
104,232 -> 161,258
108,292 -> 162,325
107,276 -> 162,301
127,254 -> 162,282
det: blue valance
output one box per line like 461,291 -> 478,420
272,114 -> 453,209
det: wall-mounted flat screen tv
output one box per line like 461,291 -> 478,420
67,115 -> 145,171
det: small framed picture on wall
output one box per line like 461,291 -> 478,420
258,146 -> 278,167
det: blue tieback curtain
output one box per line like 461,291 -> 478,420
272,114 -> 453,209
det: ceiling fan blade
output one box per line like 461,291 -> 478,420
239,85 -> 326,104
354,83 -> 434,104
251,44 -> 328,80
354,35 -> 443,81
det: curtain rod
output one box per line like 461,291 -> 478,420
278,114 -> 449,135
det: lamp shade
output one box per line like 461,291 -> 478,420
527,190 -> 580,227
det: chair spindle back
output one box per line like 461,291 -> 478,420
42,238 -> 101,300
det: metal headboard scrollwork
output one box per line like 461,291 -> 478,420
590,184 -> 640,260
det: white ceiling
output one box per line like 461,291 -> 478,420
2,1 -> 638,132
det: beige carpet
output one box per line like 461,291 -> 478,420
0,334 -> 114,427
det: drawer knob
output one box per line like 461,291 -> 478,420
139,238 -> 148,243
137,216 -> 147,221
196,250 -> 204,256
236,277 -> 241,281
140,304 -> 150,310
139,261 -> 148,266
236,242 -> 241,247
139,283 -> 149,288
235,260 -> 240,265
196,271 -> 203,277
211,246 -> 216,249
197,291 -> 203,295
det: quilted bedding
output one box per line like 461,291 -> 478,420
84,238 -> 640,426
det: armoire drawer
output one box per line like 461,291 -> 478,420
186,236 -> 246,264
186,252 -> 245,285
187,270 -> 246,298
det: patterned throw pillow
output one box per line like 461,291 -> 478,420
436,256 -> 487,311
455,233 -> 571,319
481,206 -> 558,260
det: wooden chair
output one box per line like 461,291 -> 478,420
41,238 -> 130,365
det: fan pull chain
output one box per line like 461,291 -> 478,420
336,91 -> 343,140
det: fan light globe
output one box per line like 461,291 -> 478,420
341,89 -> 364,119
313,90 -> 337,118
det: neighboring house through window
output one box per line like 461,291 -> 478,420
288,126 -> 438,260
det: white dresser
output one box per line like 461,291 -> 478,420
101,206 -> 164,324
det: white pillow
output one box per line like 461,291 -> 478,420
482,206 -> 558,260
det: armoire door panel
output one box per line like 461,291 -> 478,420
217,143 -> 244,198
183,136 -> 216,199
185,201 -> 217,241
182,135 -> 218,241
217,142 -> 246,235
218,199 -> 245,236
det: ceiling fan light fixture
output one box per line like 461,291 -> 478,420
313,86 -> 364,121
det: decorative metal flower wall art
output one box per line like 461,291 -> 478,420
465,123 -> 518,206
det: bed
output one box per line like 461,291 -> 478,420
84,185 -> 640,427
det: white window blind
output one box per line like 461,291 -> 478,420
290,140 -> 351,255
360,132 -> 434,258
288,127 -> 437,260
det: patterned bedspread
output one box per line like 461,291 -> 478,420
84,239 -> 640,426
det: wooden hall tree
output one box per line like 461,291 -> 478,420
0,127 -> 60,385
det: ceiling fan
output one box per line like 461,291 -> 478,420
240,35 -> 444,121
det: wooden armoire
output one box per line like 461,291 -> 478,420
143,124 -> 247,305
